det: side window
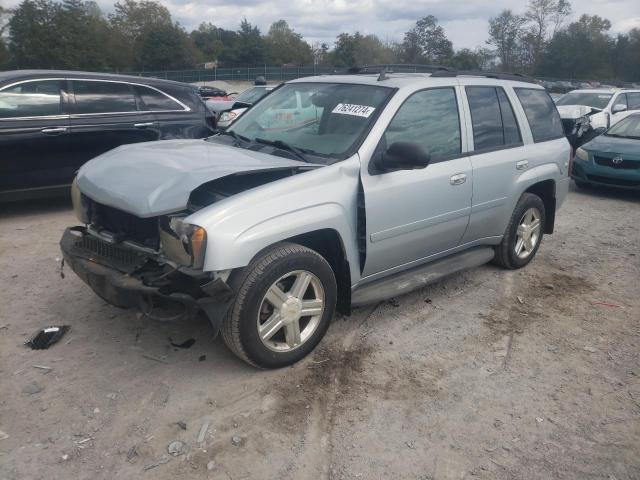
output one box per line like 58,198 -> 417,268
73,81 -> 137,114
0,80 -> 64,118
497,88 -> 522,145
627,93 -> 640,110
135,85 -> 182,111
384,88 -> 461,160
514,88 -> 564,143
466,86 -> 522,150
613,94 -> 628,109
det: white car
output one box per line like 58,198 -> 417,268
217,86 -> 275,129
556,88 -> 640,147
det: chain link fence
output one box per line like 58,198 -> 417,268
121,66 -> 338,83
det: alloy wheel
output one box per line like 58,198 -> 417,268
515,207 -> 542,259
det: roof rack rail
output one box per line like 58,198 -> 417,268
357,64 -> 453,74
430,69 -> 538,84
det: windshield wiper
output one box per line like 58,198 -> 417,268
254,137 -> 309,163
218,130 -> 251,143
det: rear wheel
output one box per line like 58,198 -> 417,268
221,242 -> 337,368
494,193 -> 545,269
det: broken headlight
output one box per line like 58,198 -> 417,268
160,216 -> 207,269
71,178 -> 90,224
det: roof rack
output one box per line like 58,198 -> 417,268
430,69 -> 538,84
356,64 -> 454,74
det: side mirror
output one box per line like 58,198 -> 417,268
612,104 -> 627,114
375,142 -> 431,172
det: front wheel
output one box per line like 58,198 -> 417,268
221,242 -> 337,368
494,193 -> 546,269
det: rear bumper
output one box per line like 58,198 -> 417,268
60,227 -> 234,327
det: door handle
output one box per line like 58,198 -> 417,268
516,160 -> 529,170
41,127 -> 68,135
134,122 -> 155,128
450,173 -> 467,185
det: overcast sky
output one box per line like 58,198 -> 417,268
4,0 -> 640,48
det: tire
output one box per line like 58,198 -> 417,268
221,242 -> 337,368
494,193 -> 546,270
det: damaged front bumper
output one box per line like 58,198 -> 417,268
60,226 -> 234,331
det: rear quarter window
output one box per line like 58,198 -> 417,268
514,88 -> 564,143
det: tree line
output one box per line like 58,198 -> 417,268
0,0 -> 638,81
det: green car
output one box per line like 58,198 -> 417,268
572,114 -> 640,190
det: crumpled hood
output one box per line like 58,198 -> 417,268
76,139 -> 308,217
557,105 -> 600,119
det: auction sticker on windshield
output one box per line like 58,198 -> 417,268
332,103 -> 375,117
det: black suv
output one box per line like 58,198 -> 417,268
0,70 -> 215,201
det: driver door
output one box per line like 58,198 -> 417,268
361,87 -> 473,277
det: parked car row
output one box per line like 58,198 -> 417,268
0,70 -> 215,201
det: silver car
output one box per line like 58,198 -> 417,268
61,71 -> 571,368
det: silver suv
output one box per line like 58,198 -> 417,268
61,70 -> 571,368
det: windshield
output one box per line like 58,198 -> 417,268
224,82 -> 394,161
235,87 -> 271,104
605,115 -> 640,139
556,92 -> 612,109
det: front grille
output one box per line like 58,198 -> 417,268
90,202 -> 160,249
594,155 -> 640,170
587,174 -> 640,187
76,234 -> 149,273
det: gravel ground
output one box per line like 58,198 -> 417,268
0,183 -> 639,480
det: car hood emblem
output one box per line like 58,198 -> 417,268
612,155 -> 623,164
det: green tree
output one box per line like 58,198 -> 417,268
522,0 -> 572,72
7,0 -> 60,68
265,20 -> 312,65
540,15 -> 613,79
487,10 -> 527,71
332,32 -> 398,66
190,22 -> 224,63
137,22 -> 196,70
401,15 -> 453,64
232,19 -> 264,65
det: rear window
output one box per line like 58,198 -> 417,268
73,80 -> 137,114
466,86 -> 522,151
135,85 -> 182,111
515,88 -> 564,143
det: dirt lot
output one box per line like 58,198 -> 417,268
0,184 -> 639,480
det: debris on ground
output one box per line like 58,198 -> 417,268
167,441 -> 186,456
142,353 -> 169,364
33,365 -> 52,373
105,392 -> 118,400
198,355 -> 206,361
0,430 -> 9,441
584,346 -> 598,353
143,455 -> 170,471
25,326 -> 70,350
516,296 -> 525,304
126,445 -> 138,461
169,338 -> 195,349
231,435 -> 244,446
176,421 -> 187,430
207,460 -> 216,470
197,421 -> 210,444
591,301 -> 621,308
22,382 -> 44,395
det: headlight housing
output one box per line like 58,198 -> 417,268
219,111 -> 237,123
71,178 -> 90,223
160,216 -> 207,269
575,147 -> 589,162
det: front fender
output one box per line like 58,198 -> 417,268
186,157 -> 362,283
207,203 -> 359,281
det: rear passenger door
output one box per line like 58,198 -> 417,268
68,79 -> 160,170
460,84 -> 527,243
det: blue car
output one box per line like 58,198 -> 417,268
572,113 -> 640,190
